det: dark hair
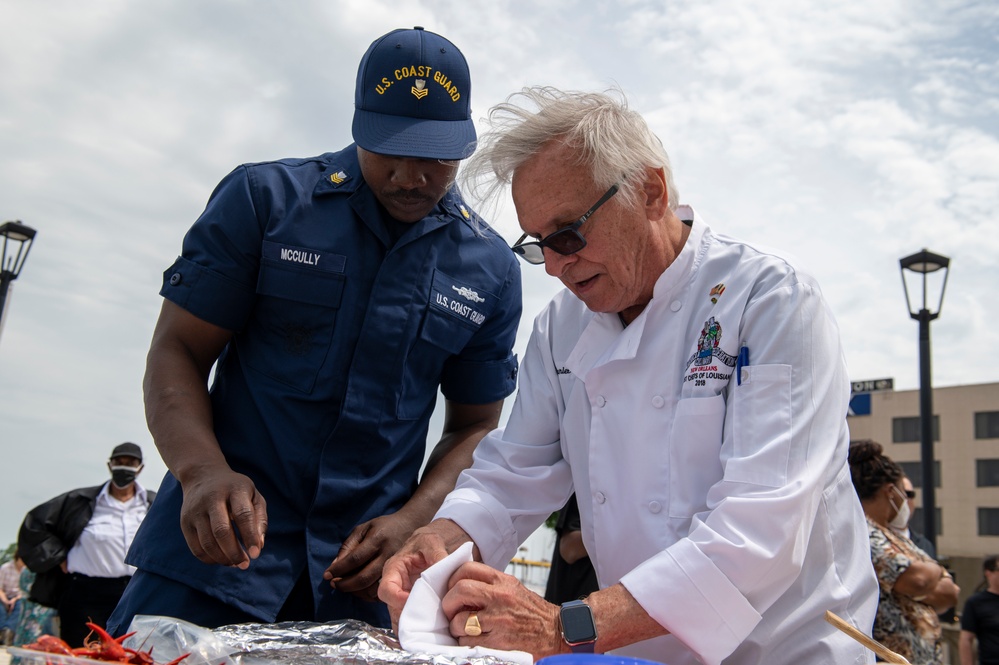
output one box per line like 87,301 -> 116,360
848,439 -> 903,500
984,555 -> 999,573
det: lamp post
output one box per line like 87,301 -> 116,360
899,248 -> 950,552
0,220 -> 38,340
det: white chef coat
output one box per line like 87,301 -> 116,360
436,208 -> 879,665
67,482 -> 149,578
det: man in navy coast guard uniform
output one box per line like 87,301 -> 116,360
107,27 -> 522,632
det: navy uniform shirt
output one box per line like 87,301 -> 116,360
126,145 -> 522,623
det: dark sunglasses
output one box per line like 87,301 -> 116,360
511,184 -> 619,265
905,490 -> 916,499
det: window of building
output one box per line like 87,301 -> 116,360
976,412 -> 999,440
978,460 -> 999,487
979,508 -> 999,537
911,508 -> 942,537
898,461 -> 941,489
892,416 -> 940,443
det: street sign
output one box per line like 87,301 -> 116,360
848,393 -> 872,416
851,378 -> 894,394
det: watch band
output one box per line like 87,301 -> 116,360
560,599 -> 597,653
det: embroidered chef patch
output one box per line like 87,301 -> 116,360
683,316 -> 736,385
262,241 -> 346,273
430,270 -> 489,327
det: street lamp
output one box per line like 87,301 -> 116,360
0,220 -> 38,338
899,248 -> 950,552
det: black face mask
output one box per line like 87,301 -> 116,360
110,466 -> 139,489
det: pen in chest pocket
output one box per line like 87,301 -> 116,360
737,345 -> 750,385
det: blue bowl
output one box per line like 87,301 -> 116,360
537,655 -> 663,665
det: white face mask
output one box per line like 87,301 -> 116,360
889,485 -> 911,530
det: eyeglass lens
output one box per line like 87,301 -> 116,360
511,184 -> 619,265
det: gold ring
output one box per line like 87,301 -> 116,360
465,612 -> 482,637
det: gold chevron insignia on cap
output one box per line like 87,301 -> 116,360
329,171 -> 347,184
411,79 -> 428,99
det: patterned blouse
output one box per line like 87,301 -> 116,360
867,516 -> 942,664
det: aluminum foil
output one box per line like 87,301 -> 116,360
154,618 -> 522,665
214,620 -> 401,665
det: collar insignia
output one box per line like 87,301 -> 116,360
459,204 -> 470,220
329,171 -> 348,185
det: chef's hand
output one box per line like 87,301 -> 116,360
179,463 -> 267,570
444,561 -> 562,658
378,519 -> 472,632
324,510 -> 422,602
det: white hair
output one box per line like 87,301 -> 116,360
461,86 -> 679,212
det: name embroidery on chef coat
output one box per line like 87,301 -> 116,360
684,316 -> 736,386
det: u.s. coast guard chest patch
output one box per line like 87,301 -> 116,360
430,271 -> 489,327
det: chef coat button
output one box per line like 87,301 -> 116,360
652,395 -> 665,408
169,272 -> 182,286
595,492 -> 606,504
595,395 -> 606,408
649,501 -> 662,514
670,300 -> 682,312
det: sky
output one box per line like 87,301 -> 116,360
1,0 -> 997,559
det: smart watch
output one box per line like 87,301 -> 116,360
560,599 -> 597,653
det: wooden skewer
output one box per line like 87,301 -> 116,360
825,610 -> 911,664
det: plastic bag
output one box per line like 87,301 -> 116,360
123,615 -> 236,665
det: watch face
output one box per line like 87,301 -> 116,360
561,602 -> 597,643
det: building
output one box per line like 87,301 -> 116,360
847,379 -> 999,609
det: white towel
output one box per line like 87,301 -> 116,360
397,541 -> 534,665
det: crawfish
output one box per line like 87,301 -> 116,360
24,634 -> 75,656
25,624 -> 190,665
72,622 -> 131,662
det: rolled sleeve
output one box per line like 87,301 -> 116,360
159,164 -> 263,330
437,488 -> 521,571
440,258 -> 522,404
160,256 -> 256,331
621,539 -> 761,665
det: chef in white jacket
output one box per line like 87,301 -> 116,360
380,87 -> 878,665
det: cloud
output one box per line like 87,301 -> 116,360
1,0 -> 996,550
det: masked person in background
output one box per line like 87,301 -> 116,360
849,439 -> 959,665
894,474 -> 937,560
18,443 -> 153,646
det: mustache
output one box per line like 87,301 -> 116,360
384,190 -> 436,204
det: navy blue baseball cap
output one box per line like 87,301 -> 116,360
352,27 -> 475,161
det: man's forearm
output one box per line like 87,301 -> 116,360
401,400 -> 502,523
957,631 -> 975,665
143,301 -> 235,484
584,583 -> 670,654
144,348 -> 229,484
